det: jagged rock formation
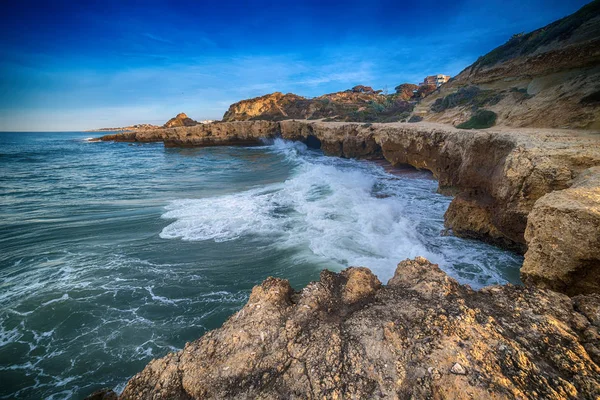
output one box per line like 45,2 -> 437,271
222,92 -> 309,121
414,1 -> 600,130
221,88 -> 414,123
97,120 -> 600,295
394,83 -> 419,100
92,258 -> 600,399
163,113 -> 198,128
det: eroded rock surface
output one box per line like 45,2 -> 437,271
522,166 -> 600,295
103,258 -> 600,399
164,113 -> 198,128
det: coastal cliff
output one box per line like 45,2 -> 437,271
415,1 -> 600,130
213,2 -> 600,130
93,258 -> 600,399
221,86 -> 414,123
98,120 -> 600,295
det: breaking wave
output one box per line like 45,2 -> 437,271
161,139 -> 521,286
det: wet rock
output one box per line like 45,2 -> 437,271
85,389 -> 118,400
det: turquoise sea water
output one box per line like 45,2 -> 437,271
0,132 -> 522,399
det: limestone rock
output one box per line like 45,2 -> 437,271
104,258 -> 599,400
163,113 -> 198,128
522,166 -> 600,295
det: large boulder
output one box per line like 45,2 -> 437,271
522,166 -> 600,295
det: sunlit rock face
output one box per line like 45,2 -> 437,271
93,258 -> 599,400
414,2 -> 600,130
163,113 -> 198,128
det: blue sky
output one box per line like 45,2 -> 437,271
0,0 -> 591,131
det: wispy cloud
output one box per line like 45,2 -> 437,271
142,32 -> 174,45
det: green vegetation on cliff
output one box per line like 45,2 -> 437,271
456,110 -> 497,129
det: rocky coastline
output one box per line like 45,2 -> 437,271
98,120 -> 600,295
89,119 -> 600,398
87,2 -> 600,397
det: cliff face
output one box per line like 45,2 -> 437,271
414,1 -> 600,130
222,87 -> 414,123
98,258 -> 600,399
522,166 -> 600,295
98,120 -> 600,296
222,92 -> 311,121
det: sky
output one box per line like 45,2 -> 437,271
0,0 -> 592,131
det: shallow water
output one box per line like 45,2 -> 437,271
0,132 -> 522,399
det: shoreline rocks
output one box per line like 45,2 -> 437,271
522,166 -> 600,295
98,120 -> 600,295
94,258 -> 600,399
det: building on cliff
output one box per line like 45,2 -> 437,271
421,74 -> 451,88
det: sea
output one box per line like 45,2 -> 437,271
0,131 -> 523,399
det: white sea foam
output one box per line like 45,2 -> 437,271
0,325 -> 22,347
145,286 -> 179,306
41,293 -> 69,307
159,139 -> 490,283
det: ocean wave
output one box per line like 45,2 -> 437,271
159,139 -> 520,286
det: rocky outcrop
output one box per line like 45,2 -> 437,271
98,121 -> 280,146
95,258 -> 600,399
414,1 -> 600,130
522,166 -> 600,295
222,92 -> 312,122
163,113 -> 198,128
221,88 -> 414,123
160,121 -> 279,147
98,120 -> 600,295
394,83 -> 419,101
